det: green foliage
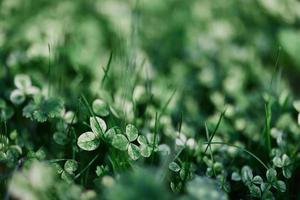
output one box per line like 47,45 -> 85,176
23,96 -> 64,122
1,0 -> 300,199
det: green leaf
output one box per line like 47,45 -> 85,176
77,132 -> 100,151
179,168 -> 186,180
52,163 -> 63,174
272,156 -> 283,168
14,74 -> 31,90
293,101 -> 300,112
241,166 -> 253,186
96,165 -> 109,177
249,185 -> 261,198
104,128 -> 116,143
53,131 -> 68,145
283,167 -> 292,179
112,134 -> 128,151
266,168 -> 277,183
92,99 -> 110,117
64,160 -> 78,174
282,154 -> 291,166
169,162 -> 181,172
137,135 -> 148,145
10,90 -> 25,105
125,124 -> 138,142
61,171 -> 75,183
274,180 -> 286,192
231,172 -> 241,181
90,116 -> 107,136
23,96 -> 64,122
127,143 -> 140,160
64,111 -> 77,124
140,145 -> 151,157
252,176 -> 263,185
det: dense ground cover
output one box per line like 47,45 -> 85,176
1,0 -> 300,199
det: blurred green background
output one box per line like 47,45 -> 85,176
2,0 -> 300,199
1,0 -> 300,131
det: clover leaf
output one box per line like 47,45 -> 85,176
14,74 -> 32,90
169,162 -> 181,172
64,160 -> 78,174
104,128 -> 117,143
10,74 -> 40,106
10,90 -> 25,105
127,143 -> 140,160
112,134 -> 129,151
90,116 -> 107,136
112,124 -> 142,160
137,135 -> 152,158
265,168 -> 286,193
241,166 -> 253,186
53,131 -> 69,145
125,124 -> 138,142
92,99 -> 110,117
266,168 -> 277,183
77,131 -> 100,151
23,96 -> 64,122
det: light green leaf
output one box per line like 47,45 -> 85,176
274,180 -> 286,192
231,172 -> 241,181
53,131 -> 68,145
112,134 -> 128,151
283,167 -> 292,179
90,117 -> 107,136
92,99 -> 109,117
241,166 -> 253,186
61,171 -> 75,183
104,128 -> 116,143
249,185 -> 261,198
140,144 -> 151,157
10,90 -> 25,105
293,101 -> 300,112
266,168 -> 277,183
77,132 -> 100,151
272,156 -> 283,168
14,74 -> 31,90
127,143 -> 140,160
169,162 -> 181,172
125,124 -> 138,142
137,135 -> 148,145
64,111 -> 77,124
252,176 -> 263,185
64,160 -> 78,174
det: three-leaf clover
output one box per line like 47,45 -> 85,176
77,117 -> 106,151
10,74 -> 39,105
55,160 -> 78,183
272,154 -> 292,179
266,168 -> 286,193
112,124 -> 140,160
240,166 -> 265,198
